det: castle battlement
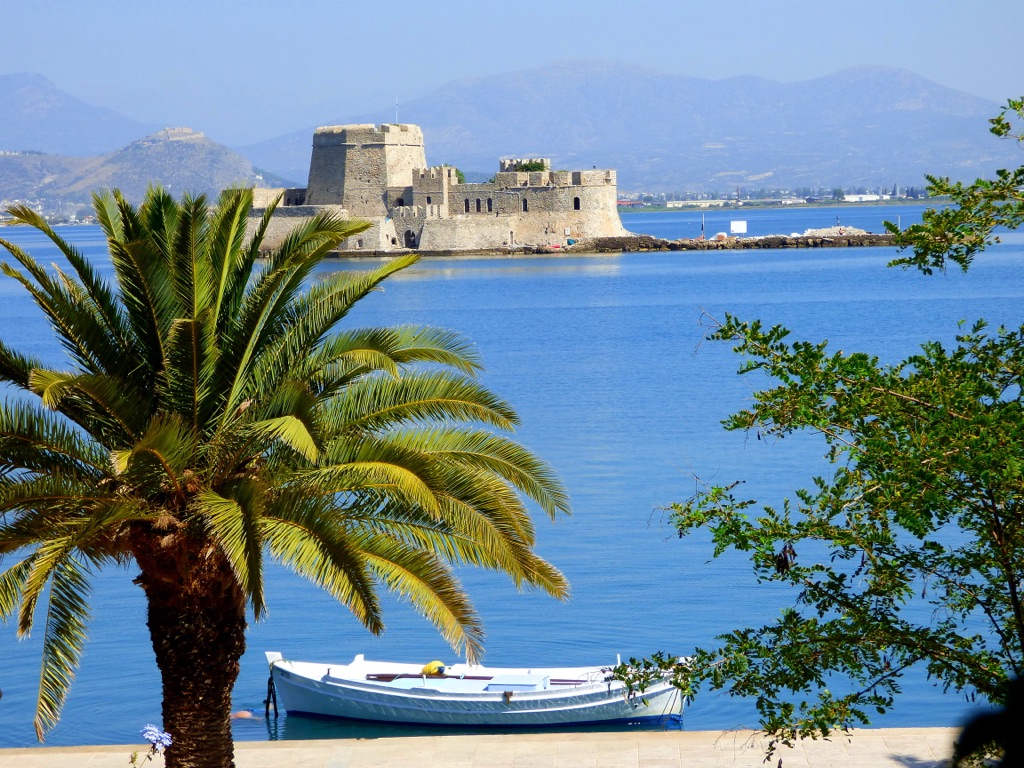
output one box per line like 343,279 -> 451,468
494,168 -> 616,188
313,123 -> 424,147
415,166 -> 459,182
499,158 -> 552,172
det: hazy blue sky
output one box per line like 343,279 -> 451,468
4,0 -> 1023,146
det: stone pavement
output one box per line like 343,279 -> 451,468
0,727 -> 958,767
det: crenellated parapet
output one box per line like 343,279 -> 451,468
494,168 -> 616,189
499,158 -> 551,172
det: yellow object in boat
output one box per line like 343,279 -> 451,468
421,660 -> 446,675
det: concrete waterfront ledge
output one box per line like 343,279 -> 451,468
0,727 -> 958,767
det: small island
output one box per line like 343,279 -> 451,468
251,123 -> 629,255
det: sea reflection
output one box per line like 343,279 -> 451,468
312,253 -> 626,282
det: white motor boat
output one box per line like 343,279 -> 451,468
264,652 -> 684,727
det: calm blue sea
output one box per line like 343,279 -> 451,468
1,204 -> 1021,748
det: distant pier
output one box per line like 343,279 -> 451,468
570,231 -> 896,253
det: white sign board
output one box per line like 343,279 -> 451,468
730,220 -> 748,235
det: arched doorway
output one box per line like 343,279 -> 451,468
404,230 -> 417,248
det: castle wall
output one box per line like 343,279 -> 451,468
444,175 -> 625,238
251,187 -> 306,208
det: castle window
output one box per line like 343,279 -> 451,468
426,196 -> 432,204
487,198 -> 493,212
522,198 -> 528,213
574,196 -> 581,210
464,199 -> 470,213
396,197 -> 404,207
476,199 -> 481,213
356,239 -> 363,249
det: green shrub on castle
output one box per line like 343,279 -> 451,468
508,161 -> 547,173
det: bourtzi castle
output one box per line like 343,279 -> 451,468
252,123 -> 628,254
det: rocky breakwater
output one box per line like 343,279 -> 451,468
569,226 -> 895,253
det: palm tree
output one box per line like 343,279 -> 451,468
0,188 -> 570,768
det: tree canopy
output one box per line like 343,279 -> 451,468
0,187 -> 570,768
649,97 -> 1024,752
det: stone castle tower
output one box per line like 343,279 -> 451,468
305,124 -> 426,216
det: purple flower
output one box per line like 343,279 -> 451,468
141,724 -> 172,751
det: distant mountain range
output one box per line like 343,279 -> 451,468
1,64 -> 1021,200
242,62 -> 1020,192
0,73 -> 159,156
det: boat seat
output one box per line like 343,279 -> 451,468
484,674 -> 549,692
384,677 -> 491,693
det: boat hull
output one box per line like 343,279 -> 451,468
266,654 -> 683,727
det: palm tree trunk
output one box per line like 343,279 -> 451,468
134,533 -> 247,768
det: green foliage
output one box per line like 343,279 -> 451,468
0,187 -> 570,761
660,98 -> 1024,752
611,651 -> 691,701
508,161 -> 547,173
885,98 -> 1024,274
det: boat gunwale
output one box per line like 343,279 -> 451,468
270,659 -> 677,705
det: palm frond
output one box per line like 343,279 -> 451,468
91,190 -> 125,243
192,484 -> 266,617
28,370 -> 149,444
237,213 -> 377,352
1,207 -> 127,350
264,210 -> 371,275
305,325 -> 484,396
0,476 -> 144,557
0,557 -> 34,621
209,188 -> 253,326
0,398 -> 110,481
162,313 -> 219,428
139,187 -> 181,269
240,190 -> 281,264
248,415 -> 319,462
169,193 -> 214,319
0,338 -> 44,389
395,427 -> 571,519
344,477 -> 568,599
355,531 -> 484,662
291,459 -> 441,515
321,370 -> 520,436
112,413 -> 199,500
34,555 -> 92,740
0,248 -> 126,375
284,254 -> 417,340
261,496 -> 382,632
100,190 -> 179,368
